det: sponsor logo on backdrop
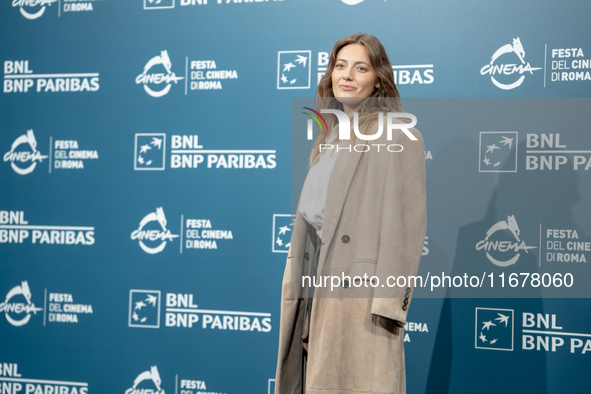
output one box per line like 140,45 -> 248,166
129,290 -> 161,328
130,207 -> 233,253
3,129 -> 47,175
188,59 -> 238,91
475,307 -> 514,350
62,0 -> 99,13
479,132 -> 517,172
550,47 -> 590,83
123,366 -> 228,394
478,132 -> 591,172
0,210 -> 95,245
0,363 -> 89,393
0,281 -> 93,326
135,134 -> 165,170
133,133 -> 276,170
52,139 -> 98,170
422,236 -> 429,256
128,289 -> 272,332
47,292 -> 93,324
12,0 -> 104,18
136,52 -> 239,95
481,37 -> 542,90
403,321 -> 429,343
0,281 -> 42,326
126,366 -> 164,394
476,307 -> 591,354
392,64 -> 434,85
179,377 -> 225,394
272,214 -> 294,253
136,50 -> 184,97
145,0 -> 175,9
144,0 -> 284,10
131,208 -> 179,254
277,51 -> 311,89
3,130 -> 98,174
12,0 -> 57,19
3,60 -> 100,93
475,215 -> 536,267
526,133 -> 591,171
542,227 -> 588,264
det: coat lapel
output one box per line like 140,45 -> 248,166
319,138 -> 367,250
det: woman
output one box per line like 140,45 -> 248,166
275,33 -> 426,394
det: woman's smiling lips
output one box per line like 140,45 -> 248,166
338,84 -> 356,91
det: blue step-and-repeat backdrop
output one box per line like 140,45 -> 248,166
1,1 -> 590,393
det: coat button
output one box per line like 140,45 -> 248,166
304,252 -> 309,261
405,287 -> 411,295
341,235 -> 350,244
343,280 -> 349,288
402,305 -> 407,311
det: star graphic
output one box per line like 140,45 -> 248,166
290,79 -> 297,84
146,295 -> 157,306
151,138 -> 163,149
132,312 -> 139,321
276,237 -> 284,247
500,136 -> 513,149
479,332 -> 487,343
140,144 -> 152,154
138,156 -> 145,164
281,74 -> 288,83
279,225 -> 291,235
283,62 -> 295,72
135,301 -> 146,310
493,161 -> 501,167
486,144 -> 500,154
295,55 -> 308,67
482,320 -> 496,330
490,338 -> 498,344
495,313 -> 510,327
483,157 -> 491,166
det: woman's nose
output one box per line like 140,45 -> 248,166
342,68 -> 353,80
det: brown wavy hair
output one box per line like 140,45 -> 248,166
310,33 -> 403,166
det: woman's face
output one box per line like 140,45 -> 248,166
331,44 -> 378,113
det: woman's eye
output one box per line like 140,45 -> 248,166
358,67 -> 367,72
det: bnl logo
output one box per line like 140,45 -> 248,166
144,0 -> 175,9
129,290 -> 161,328
479,132 -> 518,172
475,307 -> 514,351
135,133 -> 166,170
272,214 -> 294,253
277,51 -> 311,89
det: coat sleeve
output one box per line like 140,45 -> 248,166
370,127 -> 427,326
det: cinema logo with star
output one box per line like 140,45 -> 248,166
475,307 -> 514,351
479,131 -> 518,172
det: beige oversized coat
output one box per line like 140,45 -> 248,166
274,125 -> 426,394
